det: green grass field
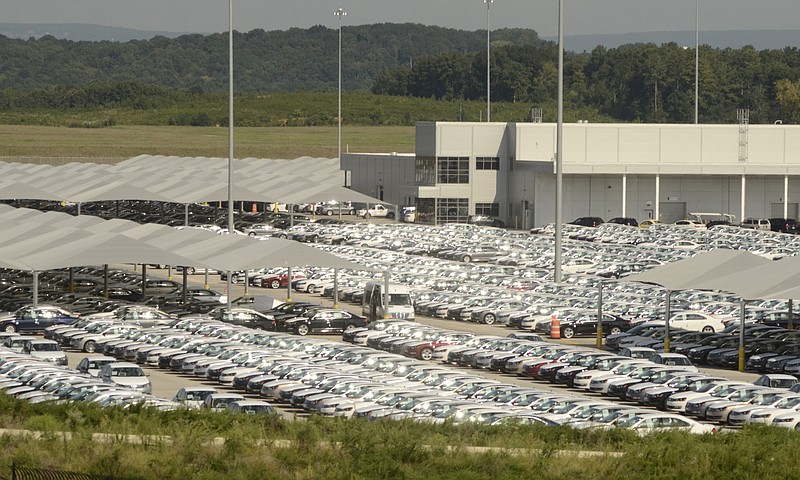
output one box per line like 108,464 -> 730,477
1,395 -> 800,480
0,125 -> 415,160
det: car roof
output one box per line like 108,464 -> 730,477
106,362 -> 140,368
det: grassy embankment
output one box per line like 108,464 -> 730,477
0,396 -> 799,480
0,90 -> 608,159
0,124 -> 414,159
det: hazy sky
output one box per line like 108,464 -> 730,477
5,0 -> 800,37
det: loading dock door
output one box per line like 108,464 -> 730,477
659,202 -> 687,224
770,203 -> 798,219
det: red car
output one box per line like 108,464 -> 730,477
259,274 -> 305,289
404,333 -> 475,361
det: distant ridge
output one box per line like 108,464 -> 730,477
545,29 -> 800,52
0,23 -> 195,42
2,23 -> 799,51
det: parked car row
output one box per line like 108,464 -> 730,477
14,309 -> 727,432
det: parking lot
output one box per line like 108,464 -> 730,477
3,212 -> 800,431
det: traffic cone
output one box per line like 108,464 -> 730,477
550,315 -> 561,339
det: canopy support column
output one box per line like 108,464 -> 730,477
182,269 -> 188,303
140,264 -> 147,300
32,271 -> 39,309
789,299 -> 794,331
102,265 -> 109,299
333,268 -> 339,309
68,267 -> 74,294
184,203 -> 189,226
244,271 -> 249,296
286,266 -> 293,303
383,270 -> 390,319
663,290 -> 671,353
596,282 -> 604,349
226,272 -> 232,310
739,299 -> 746,372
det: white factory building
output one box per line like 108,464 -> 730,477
341,121 -> 800,228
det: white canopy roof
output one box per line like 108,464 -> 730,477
623,249 -> 800,300
0,156 -> 383,205
0,205 -> 367,272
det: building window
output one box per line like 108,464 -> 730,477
416,198 -> 435,224
475,202 -> 500,216
476,156 -> 500,170
436,198 -> 469,224
415,156 -> 436,185
437,157 -> 469,184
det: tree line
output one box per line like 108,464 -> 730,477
0,24 -> 541,93
1,23 -> 800,124
373,42 -> 800,124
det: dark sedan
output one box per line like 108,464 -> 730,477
0,305 -> 80,333
536,312 -> 631,339
283,309 -> 368,336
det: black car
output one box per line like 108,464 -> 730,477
467,215 -> 505,228
283,309 -> 368,336
570,216 -> 605,227
538,312 -> 631,339
769,218 -> 798,234
606,217 -> 638,226
0,305 -> 80,333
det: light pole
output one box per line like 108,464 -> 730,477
226,0 -> 234,309
484,0 -> 493,122
334,8 -> 346,163
227,0 -> 234,235
554,0 -> 564,283
694,0 -> 699,124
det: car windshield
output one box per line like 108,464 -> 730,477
389,294 -> 411,306
112,367 -> 144,377
239,404 -> 274,414
185,391 -> 214,401
32,343 -> 60,352
614,415 -> 645,428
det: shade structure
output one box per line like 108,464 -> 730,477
691,255 -> 800,300
0,156 -> 384,206
15,231 -> 208,271
195,237 -> 368,271
0,205 -> 366,274
622,249 -> 771,292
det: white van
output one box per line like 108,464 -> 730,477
741,218 -> 771,231
362,282 -> 415,322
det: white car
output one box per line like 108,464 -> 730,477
173,386 -> 218,408
98,362 -> 152,394
76,355 -> 117,377
613,412 -> 716,434
668,311 -> 726,333
674,220 -> 707,229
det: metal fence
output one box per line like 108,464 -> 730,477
8,463 -> 115,480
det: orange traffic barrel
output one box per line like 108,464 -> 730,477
550,315 -> 561,339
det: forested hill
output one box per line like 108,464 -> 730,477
0,24 -> 543,92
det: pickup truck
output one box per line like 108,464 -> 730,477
356,204 -> 396,219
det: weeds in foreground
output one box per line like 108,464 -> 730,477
0,396 -> 798,479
